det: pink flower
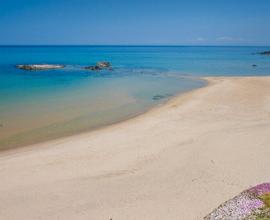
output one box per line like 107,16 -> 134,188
248,183 -> 270,196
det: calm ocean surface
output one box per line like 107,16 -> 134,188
0,46 -> 270,149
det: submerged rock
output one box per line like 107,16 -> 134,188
204,183 -> 270,220
152,94 -> 172,101
84,61 -> 112,71
259,51 -> 270,56
152,95 -> 166,101
84,65 -> 102,71
252,64 -> 257,67
16,64 -> 65,70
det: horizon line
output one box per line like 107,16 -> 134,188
0,44 -> 269,47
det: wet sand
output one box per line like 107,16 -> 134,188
0,77 -> 270,219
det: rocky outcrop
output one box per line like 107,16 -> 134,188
16,64 -> 65,70
97,61 -> 111,68
204,183 -> 270,220
84,61 -> 112,71
84,65 -> 102,71
259,51 -> 270,55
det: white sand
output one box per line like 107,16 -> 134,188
1,77 -> 270,220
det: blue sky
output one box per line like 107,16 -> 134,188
0,0 -> 269,45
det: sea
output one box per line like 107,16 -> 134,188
0,46 -> 270,149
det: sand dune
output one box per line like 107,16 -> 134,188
1,77 -> 270,220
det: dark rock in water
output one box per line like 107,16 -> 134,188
96,61 -> 111,68
152,94 -> 172,101
84,65 -> 102,71
252,64 -> 257,67
84,61 -> 112,71
16,64 -> 65,70
204,183 -> 270,220
152,95 -> 166,101
259,51 -> 270,55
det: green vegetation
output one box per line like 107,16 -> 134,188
260,194 -> 270,208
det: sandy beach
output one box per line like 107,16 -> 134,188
1,76 -> 270,220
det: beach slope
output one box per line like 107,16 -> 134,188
1,77 -> 270,220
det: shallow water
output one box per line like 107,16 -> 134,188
0,46 -> 270,150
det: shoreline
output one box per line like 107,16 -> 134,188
1,76 -> 270,219
0,76 -> 206,154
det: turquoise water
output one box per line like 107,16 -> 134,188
0,46 -> 270,149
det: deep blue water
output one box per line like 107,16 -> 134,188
1,46 -> 270,74
0,46 -> 270,149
